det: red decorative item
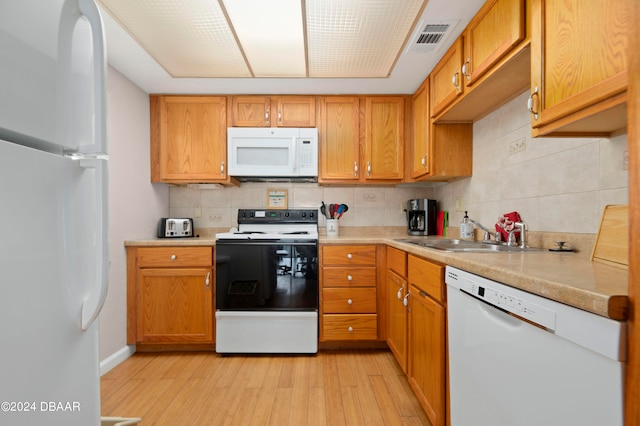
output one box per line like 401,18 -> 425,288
495,211 -> 522,242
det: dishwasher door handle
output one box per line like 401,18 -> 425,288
477,300 -> 522,330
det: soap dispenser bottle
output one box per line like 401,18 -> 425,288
459,211 -> 474,240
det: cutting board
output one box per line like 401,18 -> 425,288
591,205 -> 628,268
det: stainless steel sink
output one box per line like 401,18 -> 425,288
395,238 -> 541,253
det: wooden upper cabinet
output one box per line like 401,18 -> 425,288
430,37 -> 465,117
364,97 -> 404,181
150,95 -> 230,184
276,96 -> 316,127
529,0 -> 628,136
230,96 -> 316,127
463,0 -> 526,87
319,97 -> 360,181
411,79 -> 430,178
230,96 -> 270,127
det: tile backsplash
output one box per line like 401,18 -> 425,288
170,91 -> 629,234
169,184 -> 434,230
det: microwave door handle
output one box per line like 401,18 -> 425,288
292,138 -> 298,172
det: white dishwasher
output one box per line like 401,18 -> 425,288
445,266 -> 626,426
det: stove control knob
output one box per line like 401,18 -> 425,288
301,212 -> 306,217
309,211 -> 314,218
285,212 -> 290,217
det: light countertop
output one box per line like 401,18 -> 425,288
125,230 -> 628,320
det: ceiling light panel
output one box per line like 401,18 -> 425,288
305,0 -> 426,78
98,0 -> 250,77
222,0 -> 306,77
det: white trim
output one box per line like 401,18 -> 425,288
100,345 -> 136,376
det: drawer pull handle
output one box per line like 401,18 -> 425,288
404,291 -> 410,307
170,255 -> 177,260
348,326 -> 354,332
205,272 -> 210,288
347,275 -> 353,281
347,253 -> 353,259
347,299 -> 353,305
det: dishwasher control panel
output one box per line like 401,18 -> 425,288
446,267 -> 557,331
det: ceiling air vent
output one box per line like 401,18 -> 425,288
407,20 -> 459,54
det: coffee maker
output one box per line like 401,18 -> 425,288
406,199 -> 437,235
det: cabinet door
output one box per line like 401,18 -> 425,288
408,284 -> 446,426
275,96 -> 316,127
364,97 -> 404,180
231,96 -> 271,127
136,268 -> 213,343
156,96 -> 227,182
319,97 -> 360,181
430,37 -> 464,117
529,0 -> 628,135
411,80 -> 430,178
387,269 -> 408,373
463,0 -> 526,86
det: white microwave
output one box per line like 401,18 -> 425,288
227,127 -> 318,179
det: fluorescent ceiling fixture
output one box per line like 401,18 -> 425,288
98,0 -> 427,78
222,0 -> 306,77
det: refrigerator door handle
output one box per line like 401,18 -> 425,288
80,158 -> 109,330
78,0 -> 108,156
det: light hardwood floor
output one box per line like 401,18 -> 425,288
100,349 -> 432,425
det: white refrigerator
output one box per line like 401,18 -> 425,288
0,0 -> 108,425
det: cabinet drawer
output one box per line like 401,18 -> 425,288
387,246 -> 407,276
138,247 -> 213,268
323,288 -> 377,313
322,245 -> 376,265
322,266 -> 376,287
407,255 -> 445,304
322,314 -> 378,340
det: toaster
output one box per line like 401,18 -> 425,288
157,218 -> 194,238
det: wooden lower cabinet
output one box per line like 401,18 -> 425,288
320,244 -> 381,341
386,247 -> 409,373
127,246 -> 215,348
407,255 -> 446,426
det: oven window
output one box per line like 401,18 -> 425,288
216,242 -> 318,311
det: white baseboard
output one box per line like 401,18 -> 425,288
100,345 -> 136,376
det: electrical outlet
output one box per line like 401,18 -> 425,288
400,202 -> 406,215
509,138 -> 526,154
209,213 -> 223,222
364,193 -> 376,202
455,197 -> 464,212
623,150 -> 629,170
194,206 -> 202,218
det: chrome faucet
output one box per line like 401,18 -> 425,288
468,218 -> 501,243
507,222 -> 529,248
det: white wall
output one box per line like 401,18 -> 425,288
99,67 -> 168,367
434,91 -> 629,233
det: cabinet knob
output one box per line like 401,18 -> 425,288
265,110 -> 270,124
347,274 -> 353,281
347,299 -> 353,305
278,110 -> 282,123
205,272 -> 210,288
347,253 -> 353,259
353,161 -> 359,177
403,291 -> 410,307
220,161 -> 225,176
170,254 -> 177,260
367,161 -> 371,177
348,326 -> 354,332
